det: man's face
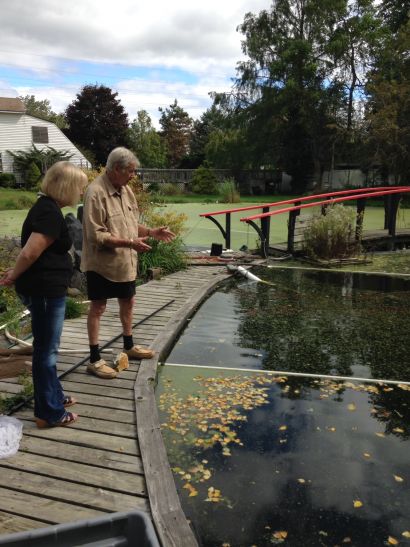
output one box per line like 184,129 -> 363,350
111,162 -> 137,188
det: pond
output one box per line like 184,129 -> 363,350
157,267 -> 410,546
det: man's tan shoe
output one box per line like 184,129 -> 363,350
87,359 -> 117,379
124,345 -> 155,360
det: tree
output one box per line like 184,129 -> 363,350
216,0 -> 348,192
158,100 -> 193,168
128,110 -> 167,168
20,94 -> 66,129
65,85 -> 129,167
365,17 -> 410,184
188,105 -> 226,168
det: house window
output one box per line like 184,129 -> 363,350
32,126 -> 49,144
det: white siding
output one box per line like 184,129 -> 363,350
0,113 -> 91,176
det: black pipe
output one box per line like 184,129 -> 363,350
6,299 -> 175,416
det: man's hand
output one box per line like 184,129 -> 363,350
131,237 -> 152,252
150,226 -> 176,243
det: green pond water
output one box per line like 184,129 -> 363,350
157,268 -> 410,546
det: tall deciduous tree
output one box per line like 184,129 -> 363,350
20,95 -> 66,128
65,84 -> 128,166
128,110 -> 167,168
158,100 -> 193,168
220,0 -> 347,192
365,11 -> 410,184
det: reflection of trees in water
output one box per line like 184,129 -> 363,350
369,386 -> 410,440
234,269 -> 410,380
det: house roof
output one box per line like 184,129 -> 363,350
0,97 -> 26,113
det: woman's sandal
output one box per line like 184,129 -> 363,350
62,395 -> 77,407
36,411 -> 78,429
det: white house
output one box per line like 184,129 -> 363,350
0,97 -> 90,180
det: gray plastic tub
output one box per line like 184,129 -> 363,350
0,510 -> 160,547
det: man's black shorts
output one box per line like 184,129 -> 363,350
86,271 -> 136,301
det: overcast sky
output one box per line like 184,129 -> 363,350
0,0 -> 269,126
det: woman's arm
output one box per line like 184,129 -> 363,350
0,232 -> 55,286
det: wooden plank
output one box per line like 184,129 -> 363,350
0,487 -> 106,525
0,511 -> 49,534
18,410 -> 137,439
19,420 -> 140,455
0,468 -> 149,513
0,452 -> 147,496
19,436 -> 143,474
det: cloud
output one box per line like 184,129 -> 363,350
0,0 -> 269,121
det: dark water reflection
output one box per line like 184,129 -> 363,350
168,268 -> 410,381
157,367 -> 410,547
160,268 -> 410,546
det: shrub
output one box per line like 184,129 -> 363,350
191,165 -> 218,194
65,297 -> 87,319
0,173 -> 17,188
147,182 -> 160,193
138,238 -> 187,279
25,162 -> 42,189
142,209 -> 188,237
160,183 -> 182,196
303,204 -> 360,260
16,195 -> 36,209
218,178 -> 240,203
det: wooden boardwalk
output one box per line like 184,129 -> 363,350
0,265 -> 231,545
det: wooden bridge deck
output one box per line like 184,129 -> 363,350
0,265 -> 230,545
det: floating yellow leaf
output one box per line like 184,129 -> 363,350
394,475 -> 404,483
402,531 -> 410,538
353,500 -> 363,508
273,531 -> 288,539
279,425 -> 287,431
375,432 -> 385,438
393,427 -> 404,433
387,536 -> 398,545
297,478 -> 306,484
398,384 -> 410,391
363,453 -> 371,458
328,427 -> 336,432
342,538 -> 351,543
347,403 -> 356,411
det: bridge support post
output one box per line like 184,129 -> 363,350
225,213 -> 231,249
355,198 -> 366,241
261,207 -> 270,253
287,202 -> 301,253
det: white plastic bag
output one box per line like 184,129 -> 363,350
0,416 -> 23,458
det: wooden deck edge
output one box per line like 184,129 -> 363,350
135,270 -> 232,547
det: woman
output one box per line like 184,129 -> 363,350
0,161 -> 87,428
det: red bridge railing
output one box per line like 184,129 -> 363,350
199,186 -> 410,257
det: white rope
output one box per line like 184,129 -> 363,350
164,362 -> 410,386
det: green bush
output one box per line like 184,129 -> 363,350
218,178 -> 240,203
191,165 -> 218,194
0,173 -> 17,188
138,238 -> 187,279
16,195 -> 36,209
303,204 -> 360,260
25,162 -> 42,189
65,297 -> 86,319
160,183 -> 182,196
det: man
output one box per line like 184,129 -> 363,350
81,147 -> 175,378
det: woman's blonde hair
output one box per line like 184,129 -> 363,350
41,161 -> 88,207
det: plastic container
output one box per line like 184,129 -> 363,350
0,510 -> 160,547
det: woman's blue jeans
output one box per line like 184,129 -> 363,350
19,295 -> 66,424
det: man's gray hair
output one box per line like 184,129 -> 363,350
106,147 -> 140,171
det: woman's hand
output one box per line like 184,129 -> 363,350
150,226 -> 176,243
0,268 -> 16,286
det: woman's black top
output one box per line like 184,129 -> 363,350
15,196 -> 73,297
